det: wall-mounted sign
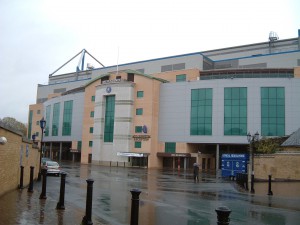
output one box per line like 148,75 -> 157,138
103,78 -> 122,84
117,152 -> 147,157
142,125 -> 147,134
132,135 -> 150,141
106,86 -> 112,93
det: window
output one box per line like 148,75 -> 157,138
91,96 -> 95,102
135,141 -> 142,148
261,87 -> 285,136
77,141 -> 82,150
190,88 -> 212,135
165,142 -> 176,153
45,105 -> 51,136
135,126 -> 142,133
161,63 -> 186,72
224,88 -> 247,136
136,108 -> 143,115
137,91 -> 144,98
27,110 -> 33,139
173,63 -> 185,70
62,100 -> 73,136
90,111 -> 94,117
89,127 -> 93,133
36,121 -> 39,125
116,76 -> 121,79
52,103 -> 60,136
89,141 -> 93,147
37,110 -> 41,114
161,65 -> 173,72
104,95 -> 115,142
127,73 -> 134,82
176,74 -> 186,82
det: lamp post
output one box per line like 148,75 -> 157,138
247,131 -> 259,193
38,117 -> 46,181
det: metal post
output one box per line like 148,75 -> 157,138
56,172 -> 67,210
27,166 -> 34,192
251,174 -> 255,193
268,175 -> 273,196
130,188 -> 141,225
82,179 -> 94,225
215,206 -> 231,225
19,166 -> 24,189
39,168 -> 47,199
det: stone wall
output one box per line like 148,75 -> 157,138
0,125 -> 40,197
255,152 -> 300,181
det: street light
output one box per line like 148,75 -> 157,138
38,117 -> 46,181
247,131 -> 259,193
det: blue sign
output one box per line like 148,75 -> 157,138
221,154 -> 249,177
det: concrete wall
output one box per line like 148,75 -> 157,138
0,126 -> 39,197
255,152 -> 300,181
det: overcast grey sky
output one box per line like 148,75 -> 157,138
0,0 -> 299,123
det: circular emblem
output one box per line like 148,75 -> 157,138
106,86 -> 111,93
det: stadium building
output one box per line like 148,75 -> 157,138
27,30 -> 300,169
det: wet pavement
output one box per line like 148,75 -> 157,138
1,162 -> 300,225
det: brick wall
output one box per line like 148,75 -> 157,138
255,152 -> 300,181
0,126 -> 40,197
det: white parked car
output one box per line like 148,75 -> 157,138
42,161 -> 61,176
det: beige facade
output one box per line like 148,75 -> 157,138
255,152 -> 300,180
0,125 -> 39,197
28,103 -> 43,142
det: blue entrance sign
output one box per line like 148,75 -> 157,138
221,154 -> 249,177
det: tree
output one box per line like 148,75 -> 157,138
256,136 -> 288,154
0,117 -> 27,136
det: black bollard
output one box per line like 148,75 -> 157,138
250,174 -> 255,193
130,188 -> 141,225
39,168 -> 47,199
82,179 -> 94,225
27,166 -> 34,193
268,175 -> 273,196
244,174 -> 248,191
19,166 -> 24,189
215,206 -> 231,225
56,172 -> 67,210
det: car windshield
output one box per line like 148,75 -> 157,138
47,161 -> 59,166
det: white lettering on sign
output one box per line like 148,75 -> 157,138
102,79 -> 122,84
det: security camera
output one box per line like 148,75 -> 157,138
0,137 -> 7,145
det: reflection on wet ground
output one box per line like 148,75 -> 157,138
1,163 -> 300,225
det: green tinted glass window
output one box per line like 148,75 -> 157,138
104,95 -> 115,142
136,108 -> 143,115
135,126 -> 142,133
137,91 -> 144,98
176,74 -> 186,82
165,142 -> 176,153
91,96 -> 95,102
62,100 -> 73,136
135,141 -> 142,148
45,105 -> 51,136
224,87 -> 247,136
190,88 -> 212,135
52,103 -> 60,136
261,87 -> 285,136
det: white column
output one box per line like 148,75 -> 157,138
216,144 -> 220,170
